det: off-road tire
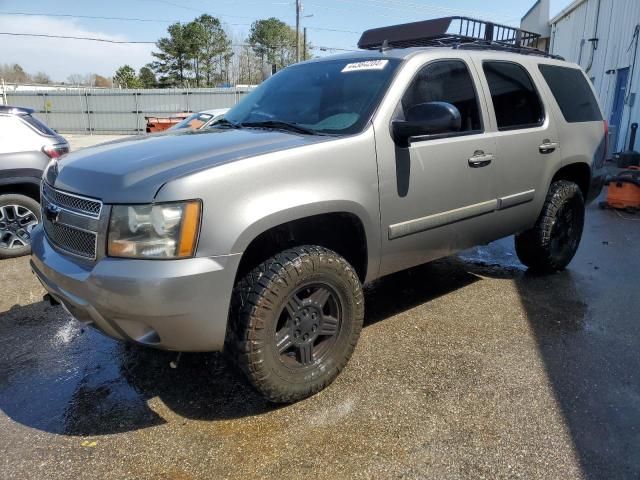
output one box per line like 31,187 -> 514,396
515,180 -> 585,273
0,194 -> 41,259
225,246 -> 364,403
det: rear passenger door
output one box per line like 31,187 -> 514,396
474,59 -> 562,236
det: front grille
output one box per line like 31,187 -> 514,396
41,182 -> 101,259
43,220 -> 97,259
42,182 -> 102,218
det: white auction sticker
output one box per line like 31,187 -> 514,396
341,60 -> 389,72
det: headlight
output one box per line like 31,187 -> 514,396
108,201 -> 201,259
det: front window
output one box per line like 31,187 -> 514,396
224,58 -> 401,135
170,112 -> 214,131
399,60 -> 483,134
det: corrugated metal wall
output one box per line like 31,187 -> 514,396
5,88 -> 250,134
550,0 -> 640,151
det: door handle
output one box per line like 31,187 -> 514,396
539,140 -> 559,154
468,150 -> 494,168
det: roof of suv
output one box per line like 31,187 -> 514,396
303,46 -> 573,68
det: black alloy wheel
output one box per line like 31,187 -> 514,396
226,246 -> 364,403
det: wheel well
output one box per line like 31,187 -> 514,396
236,213 -> 368,283
0,182 -> 40,202
551,163 -> 591,199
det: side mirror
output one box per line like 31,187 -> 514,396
392,101 -> 462,147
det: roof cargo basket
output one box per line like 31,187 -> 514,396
358,16 -> 562,59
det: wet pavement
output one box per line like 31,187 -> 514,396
1,200 -> 638,479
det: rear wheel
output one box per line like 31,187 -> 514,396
226,246 -> 364,403
0,194 -> 41,259
515,180 -> 585,273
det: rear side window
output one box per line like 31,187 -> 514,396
21,114 -> 57,136
538,64 -> 602,122
483,61 -> 544,130
401,60 -> 482,133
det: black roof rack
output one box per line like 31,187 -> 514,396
358,16 -> 564,60
0,106 -> 34,115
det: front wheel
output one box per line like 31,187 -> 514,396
0,194 -> 41,259
515,180 -> 585,273
226,246 -> 364,403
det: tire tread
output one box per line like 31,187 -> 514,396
225,245 -> 364,403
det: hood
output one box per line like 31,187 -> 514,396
48,129 -> 330,203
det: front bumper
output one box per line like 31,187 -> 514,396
30,226 -> 241,352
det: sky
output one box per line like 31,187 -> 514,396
0,0 -> 575,82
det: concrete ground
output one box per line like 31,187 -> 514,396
1,199 -> 639,479
64,134 -> 132,151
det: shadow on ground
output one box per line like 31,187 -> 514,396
0,259 -> 481,437
462,206 -> 640,479
0,206 -> 637,478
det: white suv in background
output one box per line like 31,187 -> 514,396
0,106 -> 68,258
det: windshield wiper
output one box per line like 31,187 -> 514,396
240,120 -> 318,135
210,118 -> 241,129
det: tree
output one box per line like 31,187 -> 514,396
139,66 -> 157,88
191,15 -> 232,86
248,18 -> 296,70
151,17 -> 232,87
32,71 -> 51,84
152,22 -> 193,87
67,73 -> 90,86
93,74 -> 112,88
1,63 -> 31,83
113,65 -> 142,88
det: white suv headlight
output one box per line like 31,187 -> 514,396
108,201 -> 201,259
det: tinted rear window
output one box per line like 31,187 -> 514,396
538,65 -> 602,123
483,61 -> 544,130
21,114 -> 57,136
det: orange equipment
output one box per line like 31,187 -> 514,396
145,113 -> 189,133
603,166 -> 640,210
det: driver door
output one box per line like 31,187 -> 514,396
377,58 -> 499,276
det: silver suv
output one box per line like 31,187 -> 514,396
0,106 -> 69,258
31,20 -> 607,403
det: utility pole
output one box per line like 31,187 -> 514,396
303,27 -> 307,61
295,0 -> 301,63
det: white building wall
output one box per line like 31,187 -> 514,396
522,0 -> 552,38
550,0 -> 640,151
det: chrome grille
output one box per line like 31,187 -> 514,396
41,182 -> 101,259
42,182 -> 102,218
43,220 -> 97,259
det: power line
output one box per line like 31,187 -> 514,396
356,0 -> 511,20
0,10 -> 361,34
0,31 -> 359,51
305,0 -> 515,24
0,32 -> 155,44
0,11 -> 173,23
140,0 -> 256,19
305,26 -> 359,34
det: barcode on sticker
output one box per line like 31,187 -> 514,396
341,60 -> 389,72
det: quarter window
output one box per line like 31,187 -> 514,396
538,64 -> 602,123
400,60 -> 482,133
21,114 -> 58,136
483,61 -> 544,130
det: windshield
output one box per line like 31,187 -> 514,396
170,112 -> 214,130
225,58 -> 401,135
